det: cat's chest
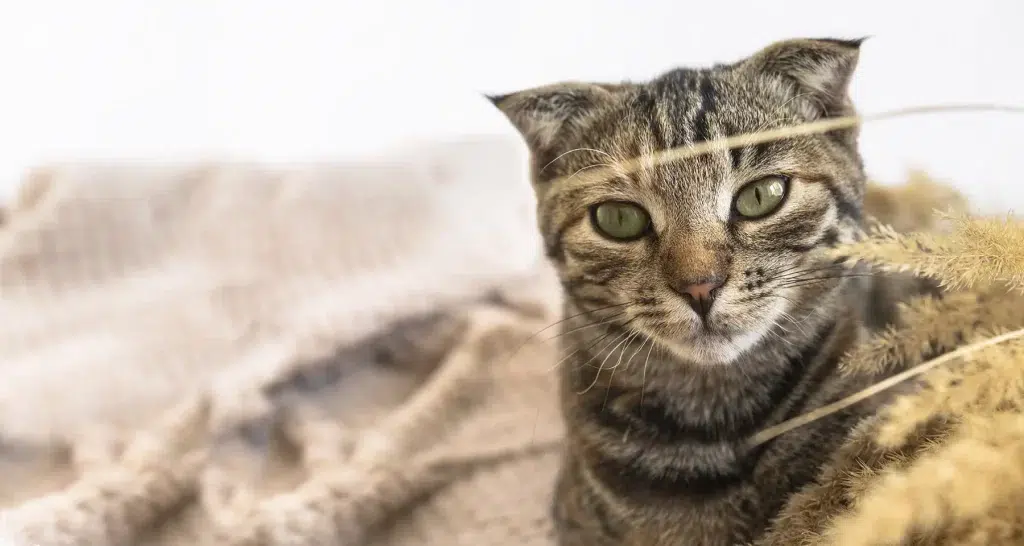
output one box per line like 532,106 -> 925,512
618,485 -> 769,546
593,416 -> 856,545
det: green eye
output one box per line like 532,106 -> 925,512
734,175 -> 789,219
591,201 -> 651,241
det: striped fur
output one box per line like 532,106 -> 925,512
491,38 -> 921,545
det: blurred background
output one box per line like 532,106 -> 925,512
0,3 -> 1022,542
0,0 -> 1022,212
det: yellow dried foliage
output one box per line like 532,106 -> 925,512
761,173 -> 1024,546
835,213 -> 1024,292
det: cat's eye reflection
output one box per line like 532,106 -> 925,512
734,175 -> 789,219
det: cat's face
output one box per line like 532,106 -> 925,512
493,39 -> 867,365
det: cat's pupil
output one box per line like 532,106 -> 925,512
615,208 -> 630,228
754,187 -> 763,204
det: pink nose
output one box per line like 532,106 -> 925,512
669,277 -> 725,319
682,281 -> 720,302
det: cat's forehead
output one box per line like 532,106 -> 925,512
552,70 -> 798,196
599,69 -> 801,155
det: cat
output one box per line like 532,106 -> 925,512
489,38 -> 929,545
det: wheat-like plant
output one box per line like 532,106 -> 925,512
753,172 -> 1024,546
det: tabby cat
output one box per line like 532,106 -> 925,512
490,38 -> 921,545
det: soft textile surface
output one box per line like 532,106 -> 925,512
0,133 -> 568,545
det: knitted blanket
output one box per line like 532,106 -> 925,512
0,134 -> 568,545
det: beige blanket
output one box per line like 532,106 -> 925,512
0,140 -> 567,545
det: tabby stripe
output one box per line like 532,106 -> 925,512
560,281 -> 614,307
573,262 -> 628,285
565,269 -> 619,287
564,292 -> 617,310
635,89 -> 668,150
820,227 -> 840,246
692,71 -> 717,144
589,490 -> 625,540
770,206 -> 830,242
781,227 -> 840,254
758,320 -> 839,426
655,68 -> 700,147
632,309 -> 668,320
729,147 -> 744,169
591,386 -> 723,444
589,446 -> 747,499
547,210 -> 587,262
736,318 -> 838,435
819,179 -> 861,221
779,332 -> 845,425
745,142 -> 774,168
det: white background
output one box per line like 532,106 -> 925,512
0,0 -> 1021,212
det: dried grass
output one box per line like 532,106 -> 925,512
755,171 -> 1024,545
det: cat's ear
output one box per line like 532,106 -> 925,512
488,83 -> 617,155
738,37 -> 865,117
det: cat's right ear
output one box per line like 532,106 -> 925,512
487,83 -> 614,158
736,38 -> 865,118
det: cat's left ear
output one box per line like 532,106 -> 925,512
737,37 -> 865,117
487,82 -> 619,157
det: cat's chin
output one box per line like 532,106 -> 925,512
656,327 -> 766,366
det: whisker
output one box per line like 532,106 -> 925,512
566,163 -> 617,184
777,309 -> 811,338
765,328 -> 796,351
546,326 -> 619,373
775,273 -> 884,290
581,325 -> 634,368
771,261 -> 861,282
567,319 -> 636,375
579,325 -> 635,373
540,147 -> 615,173
639,339 -> 657,407
772,264 -> 849,281
580,328 -> 637,395
541,310 -> 628,343
775,270 -> 884,284
771,262 -> 815,278
583,330 -> 633,372
607,331 -> 642,371
601,333 -> 648,412
499,301 -> 630,369
624,335 -> 652,373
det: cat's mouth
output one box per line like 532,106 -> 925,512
682,310 -> 737,338
662,327 -> 764,365
639,314 -> 765,365
688,324 -> 744,346
695,319 -> 725,335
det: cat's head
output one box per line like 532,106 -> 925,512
491,38 -> 867,365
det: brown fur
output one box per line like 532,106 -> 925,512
490,38 -> 930,545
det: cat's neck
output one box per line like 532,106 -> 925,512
557,293 -> 865,496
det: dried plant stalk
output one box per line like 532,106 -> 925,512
756,184 -> 1024,545
839,285 -> 1024,377
834,213 -> 1024,292
825,413 -> 1024,546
